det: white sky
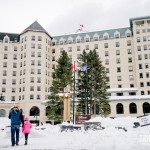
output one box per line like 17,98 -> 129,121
0,0 -> 149,36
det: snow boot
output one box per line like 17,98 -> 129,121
24,140 -> 27,145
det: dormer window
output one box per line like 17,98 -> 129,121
5,38 -> 8,43
104,36 -> 108,40
126,33 -> 131,37
85,38 -> 89,42
68,40 -> 72,44
115,34 -> 119,39
60,41 -> 63,45
38,36 -> 42,41
94,37 -> 98,41
77,39 -> 81,43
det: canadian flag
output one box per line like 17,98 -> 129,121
80,24 -> 84,28
72,64 -> 76,70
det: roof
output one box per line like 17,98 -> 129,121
0,32 -> 20,42
52,27 -> 131,42
21,21 -> 52,39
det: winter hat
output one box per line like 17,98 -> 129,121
24,117 -> 29,121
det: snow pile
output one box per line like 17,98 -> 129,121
0,117 -> 10,130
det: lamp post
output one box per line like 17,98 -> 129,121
73,61 -> 76,124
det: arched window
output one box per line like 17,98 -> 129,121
30,106 -> 40,116
0,109 -> 6,117
116,103 -> 124,114
143,102 -> 150,114
129,103 -> 137,114
45,106 -> 51,116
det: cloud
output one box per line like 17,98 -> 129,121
47,0 -> 150,36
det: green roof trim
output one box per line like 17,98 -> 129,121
0,32 -> 20,42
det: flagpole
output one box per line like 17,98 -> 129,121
73,61 -> 75,124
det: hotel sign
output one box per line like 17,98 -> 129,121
75,115 -> 91,124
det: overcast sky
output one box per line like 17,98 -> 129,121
0,0 -> 149,36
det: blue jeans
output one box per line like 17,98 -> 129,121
11,125 -> 20,145
25,133 -> 28,141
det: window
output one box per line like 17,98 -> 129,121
139,64 -> 142,69
126,33 -> 131,37
104,36 -> 108,40
105,59 -> 109,65
13,63 -> 17,68
116,58 -> 121,64
144,45 -> 147,50
37,95 -> 41,100
137,37 -> 140,42
143,102 -> 150,114
31,43 -> 35,48
117,67 -> 121,72
145,63 -> 149,68
148,36 -> 150,41
146,72 -> 149,78
52,64 -> 55,69
117,76 -> 121,81
60,48 -> 63,52
38,36 -> 42,41
138,55 -> 142,60
5,38 -> 8,43
139,84 -> 144,91
129,75 -> 134,81
85,38 -> 89,42
2,88 -> 6,92
30,86 -> 34,91
77,46 -> 80,51
30,95 -> 34,100
116,50 -> 120,55
37,86 -> 41,91
2,79 -> 6,84
116,93 -> 123,96
116,103 -> 124,114
12,88 -> 16,93
136,29 -> 140,34
127,49 -> 132,54
68,40 -> 72,44
141,91 -> 145,95
77,39 -> 81,43
68,47 -> 72,52
37,52 -> 41,57
11,96 -> 15,101
14,46 -> 17,51
130,84 -> 134,88
86,45 -> 89,50
3,62 -> 7,67
31,69 -> 35,74
106,68 -> 109,73
115,34 -> 119,38
38,44 -> 41,49
127,40 -> 131,46
52,49 -> 55,54
77,54 -> 81,59
3,54 -> 8,59
104,43 -> 108,48
128,57 -> 132,63
94,37 -> 98,41
37,60 -> 41,66
147,82 -> 150,86
13,54 -> 17,60
143,36 -> 146,42
31,51 -> 35,57
139,73 -> 143,78
31,36 -> 35,41
137,46 -> 141,51
94,44 -> 98,49
12,71 -> 16,76
145,54 -> 148,59
3,70 -> 7,76
116,42 -> 120,47
129,92 -> 136,95
4,46 -> 8,51
31,60 -> 35,65
30,77 -> 34,83
105,51 -> 109,56
37,77 -> 41,83
12,79 -> 16,85
52,56 -> 55,61
118,85 -> 122,88
129,103 -> 137,114
37,69 -> 41,74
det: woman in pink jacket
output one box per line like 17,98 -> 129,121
22,117 -> 32,145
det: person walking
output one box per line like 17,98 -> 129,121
22,116 -> 32,145
8,104 -> 24,146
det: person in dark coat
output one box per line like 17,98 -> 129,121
8,104 -> 24,146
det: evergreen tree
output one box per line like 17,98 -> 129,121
77,49 -> 110,116
47,50 -> 73,121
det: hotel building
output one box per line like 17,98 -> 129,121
0,16 -> 150,122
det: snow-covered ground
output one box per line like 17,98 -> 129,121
0,117 -> 150,150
